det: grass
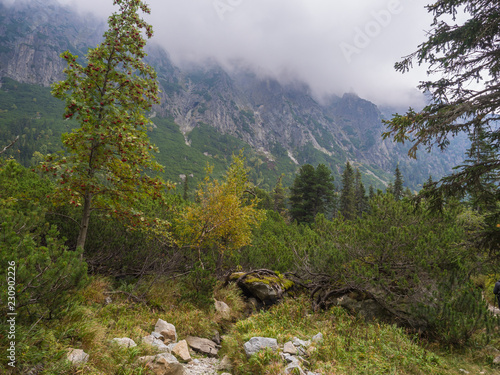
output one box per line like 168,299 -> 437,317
2,276 -> 500,374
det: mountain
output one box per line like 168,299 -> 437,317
0,0 -> 467,190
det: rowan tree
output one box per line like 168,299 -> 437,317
46,0 -> 169,250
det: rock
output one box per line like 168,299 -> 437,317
229,271 -> 294,306
243,337 -> 278,357
212,330 -> 221,345
281,353 -> 295,363
493,355 -> 500,364
171,340 -> 191,363
283,341 -> 297,355
215,300 -> 231,319
104,296 -> 112,305
311,333 -> 323,343
112,337 -> 137,348
186,336 -> 219,357
218,355 -> 233,371
138,353 -> 185,375
152,331 -> 165,341
66,348 -> 89,364
154,319 -> 177,343
143,334 -> 171,353
284,360 -> 305,375
292,337 -> 311,348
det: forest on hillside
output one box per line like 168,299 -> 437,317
1,0 -> 500,374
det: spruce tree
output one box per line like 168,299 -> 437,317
340,161 -> 356,220
393,165 -> 404,201
368,185 -> 376,200
290,164 -> 335,224
354,168 -> 369,216
383,0 -> 500,210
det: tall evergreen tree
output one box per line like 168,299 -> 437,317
368,185 -> 376,201
393,165 -> 404,201
355,168 -> 369,215
290,164 -> 335,224
340,161 -> 356,220
273,174 -> 287,215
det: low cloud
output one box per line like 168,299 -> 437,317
57,0 -> 433,107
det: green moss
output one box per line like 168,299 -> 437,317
230,272 -> 294,291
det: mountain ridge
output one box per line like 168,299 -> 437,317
0,0 -> 467,190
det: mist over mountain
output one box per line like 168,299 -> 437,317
0,0 -> 467,190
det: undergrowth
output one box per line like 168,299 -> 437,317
1,276 -> 500,374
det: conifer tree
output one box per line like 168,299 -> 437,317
383,0 -> 500,209
46,0 -> 167,250
290,164 -> 335,223
273,174 -> 287,215
354,168 -> 369,215
368,185 -> 376,200
339,161 -> 356,220
393,165 -> 404,201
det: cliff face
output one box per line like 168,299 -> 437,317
0,0 -> 464,188
0,0 -> 104,86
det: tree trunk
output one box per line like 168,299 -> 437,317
76,192 -> 92,251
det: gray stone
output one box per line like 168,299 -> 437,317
171,340 -> 191,363
212,330 -> 221,345
112,337 -> 137,348
142,334 -> 171,353
186,336 -> 219,357
292,337 -> 311,348
154,319 -> 177,343
285,360 -> 305,375
281,353 -> 295,363
138,353 -> 185,375
493,355 -> 500,364
66,348 -> 89,364
215,300 -> 231,318
243,337 -> 278,357
152,331 -> 165,341
283,341 -> 297,355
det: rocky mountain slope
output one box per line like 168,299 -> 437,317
0,0 -> 467,189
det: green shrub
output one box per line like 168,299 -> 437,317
0,159 -> 87,319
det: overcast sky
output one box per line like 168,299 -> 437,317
54,0 -> 434,107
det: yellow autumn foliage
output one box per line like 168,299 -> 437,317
177,153 -> 266,260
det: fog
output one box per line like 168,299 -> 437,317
54,0 -> 436,107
